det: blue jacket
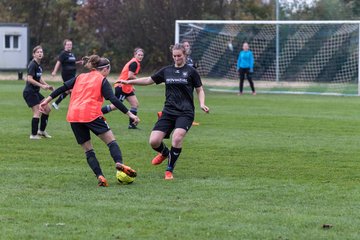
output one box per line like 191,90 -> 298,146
237,50 -> 254,72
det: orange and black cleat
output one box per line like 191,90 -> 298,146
98,175 -> 109,187
151,153 -> 168,165
164,171 -> 174,180
116,163 -> 137,178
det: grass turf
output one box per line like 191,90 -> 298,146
1,80 -> 360,239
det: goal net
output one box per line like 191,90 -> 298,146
175,20 -> 360,96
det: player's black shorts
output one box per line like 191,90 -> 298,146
23,91 -> 44,108
70,116 -> 110,144
153,112 -> 194,139
115,86 -> 135,102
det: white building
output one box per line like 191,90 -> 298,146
0,23 -> 28,70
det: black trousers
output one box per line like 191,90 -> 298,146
238,68 -> 255,93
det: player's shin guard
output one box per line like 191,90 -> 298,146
107,140 -> 123,164
167,147 -> 182,172
31,117 -> 40,135
85,149 -> 103,177
153,142 -> 169,157
40,114 -> 49,131
101,105 -> 112,114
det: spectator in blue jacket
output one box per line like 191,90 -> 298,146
237,42 -> 256,95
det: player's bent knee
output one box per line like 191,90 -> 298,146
172,135 -> 184,147
149,139 -> 162,148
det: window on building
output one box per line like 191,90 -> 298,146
13,35 -> 19,48
5,35 -> 10,48
4,35 -> 20,49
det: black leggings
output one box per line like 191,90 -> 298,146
239,68 -> 255,93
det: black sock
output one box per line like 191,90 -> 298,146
107,140 -> 123,164
85,150 -> 103,177
31,117 -> 39,135
167,147 -> 182,172
153,142 -> 169,157
40,114 -> 49,131
129,108 -> 137,127
101,105 -> 112,114
55,92 -> 68,105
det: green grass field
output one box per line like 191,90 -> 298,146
1,80 -> 360,239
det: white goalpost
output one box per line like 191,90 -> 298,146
175,20 -> 360,96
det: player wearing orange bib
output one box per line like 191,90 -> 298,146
40,55 -> 139,187
102,48 -> 144,129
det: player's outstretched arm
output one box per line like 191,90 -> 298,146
102,79 -> 140,125
116,77 -> 154,86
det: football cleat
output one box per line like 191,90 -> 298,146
52,102 -> 59,110
29,134 -> 42,140
151,153 -> 167,165
115,163 -> 137,178
128,125 -> 139,130
97,175 -> 108,187
164,171 -> 174,180
38,130 -> 52,138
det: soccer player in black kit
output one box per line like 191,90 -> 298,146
23,45 -> 54,139
117,43 -> 210,180
182,40 -> 195,68
51,39 -> 82,109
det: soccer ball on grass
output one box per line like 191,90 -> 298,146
116,171 -> 135,184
